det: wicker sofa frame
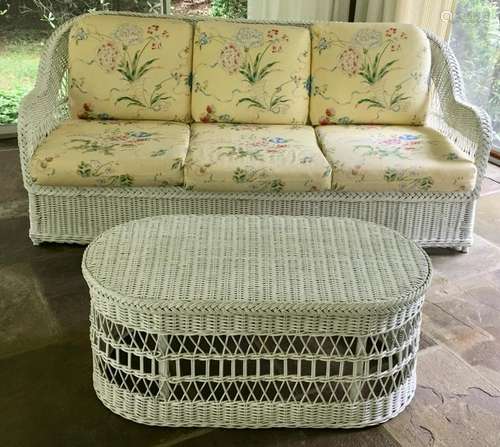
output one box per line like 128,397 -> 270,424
18,12 -> 492,250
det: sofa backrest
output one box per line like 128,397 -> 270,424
68,15 -> 193,121
191,21 -> 311,125
310,23 -> 431,126
66,16 -> 432,126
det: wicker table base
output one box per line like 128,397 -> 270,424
83,215 -> 431,428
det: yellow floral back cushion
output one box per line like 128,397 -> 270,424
68,15 -> 193,121
191,21 -> 311,124
310,23 -> 431,125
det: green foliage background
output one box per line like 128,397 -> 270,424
211,0 -> 247,18
0,91 -> 25,125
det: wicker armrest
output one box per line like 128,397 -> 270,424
18,90 -> 62,187
426,32 -> 493,195
17,18 -> 76,188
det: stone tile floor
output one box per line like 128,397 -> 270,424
1,137 -> 500,447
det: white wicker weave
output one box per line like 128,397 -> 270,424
18,12 -> 493,251
82,215 -> 432,428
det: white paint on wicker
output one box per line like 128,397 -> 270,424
83,215 -> 430,428
17,12 -> 493,249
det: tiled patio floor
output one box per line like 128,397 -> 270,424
1,137 -> 500,447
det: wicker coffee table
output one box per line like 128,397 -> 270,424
83,215 -> 431,428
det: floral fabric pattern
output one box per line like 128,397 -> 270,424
316,125 -> 476,193
310,23 -> 431,125
184,124 -> 331,192
191,22 -> 311,125
30,120 -> 190,187
68,16 -> 193,121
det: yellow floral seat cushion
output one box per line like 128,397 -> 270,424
30,120 -> 190,187
310,23 -> 431,125
185,124 -> 332,192
316,125 -> 476,193
68,15 -> 193,121
191,21 -> 311,124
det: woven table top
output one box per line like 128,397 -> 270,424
82,215 -> 431,315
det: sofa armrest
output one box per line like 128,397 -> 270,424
17,18 -> 76,189
426,32 -> 493,196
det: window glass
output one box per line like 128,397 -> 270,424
449,0 -> 500,150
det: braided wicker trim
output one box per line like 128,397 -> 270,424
30,183 -> 475,202
89,297 -> 423,335
93,371 -> 417,428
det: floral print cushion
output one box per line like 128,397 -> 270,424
30,120 -> 190,187
310,23 -> 431,125
316,125 -> 476,193
184,124 -> 332,192
68,15 -> 193,121
191,22 -> 311,125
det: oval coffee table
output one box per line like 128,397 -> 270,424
83,215 -> 431,428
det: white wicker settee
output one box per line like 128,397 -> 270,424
18,12 -> 492,250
